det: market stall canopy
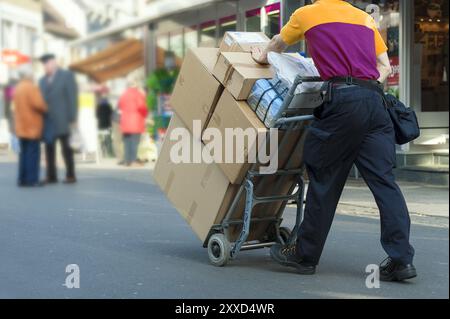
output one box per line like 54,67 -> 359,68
69,39 -> 144,83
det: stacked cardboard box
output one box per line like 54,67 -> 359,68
219,32 -> 270,53
154,32 -> 309,244
213,52 -> 274,100
170,47 -> 223,134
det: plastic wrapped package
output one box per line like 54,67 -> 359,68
268,52 -> 322,94
247,78 -> 289,128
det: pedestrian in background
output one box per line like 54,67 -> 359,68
39,54 -> 79,184
13,65 -> 47,187
118,77 -> 148,167
96,88 -> 114,158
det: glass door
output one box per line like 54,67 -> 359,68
414,0 -> 449,112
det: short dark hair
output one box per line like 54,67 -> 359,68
39,53 -> 56,63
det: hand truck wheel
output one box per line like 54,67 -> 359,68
207,233 -> 231,267
278,227 -> 292,245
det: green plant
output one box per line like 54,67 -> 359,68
146,68 -> 179,111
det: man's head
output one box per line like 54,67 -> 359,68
17,64 -> 34,81
39,53 -> 58,76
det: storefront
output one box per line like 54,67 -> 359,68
348,0 -> 449,150
71,0 -> 449,155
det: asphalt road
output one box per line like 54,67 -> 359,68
0,162 -> 448,299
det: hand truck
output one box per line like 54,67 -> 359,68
204,76 -> 324,266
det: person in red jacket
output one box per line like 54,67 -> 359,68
118,77 -> 148,167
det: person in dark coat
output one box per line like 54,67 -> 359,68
96,93 -> 113,130
96,91 -> 114,158
39,54 -> 79,184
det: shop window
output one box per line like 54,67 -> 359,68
156,33 -> 170,69
199,20 -> 216,47
350,1 -> 401,96
1,20 -> 14,49
169,30 -> 184,61
246,2 -> 281,39
414,0 -> 449,112
184,26 -> 198,54
219,15 -> 237,40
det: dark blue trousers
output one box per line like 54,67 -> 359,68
18,139 -> 41,186
297,86 -> 415,266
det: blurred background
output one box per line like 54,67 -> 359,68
0,0 -> 448,183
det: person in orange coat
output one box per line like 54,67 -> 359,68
13,65 -> 47,187
118,77 -> 148,167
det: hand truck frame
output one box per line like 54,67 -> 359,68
204,76 -> 324,266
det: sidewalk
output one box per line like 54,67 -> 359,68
339,179 -> 449,218
336,179 -> 449,228
2,150 -> 448,223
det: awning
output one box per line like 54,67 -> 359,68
69,39 -> 144,83
70,0 -> 222,46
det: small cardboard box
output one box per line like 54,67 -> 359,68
219,32 -> 270,53
153,115 -> 238,243
213,52 -> 274,100
170,48 -> 223,134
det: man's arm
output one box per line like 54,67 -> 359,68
251,34 -> 289,65
30,85 -> 47,114
376,52 -> 392,83
65,71 -> 79,124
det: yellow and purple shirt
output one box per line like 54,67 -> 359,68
280,0 -> 388,80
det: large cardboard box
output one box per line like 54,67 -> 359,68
170,48 -> 223,134
213,52 -> 274,100
204,89 -> 266,184
219,32 -> 270,53
153,115 -> 238,243
155,116 -> 310,245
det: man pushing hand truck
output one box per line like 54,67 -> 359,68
252,0 -> 417,282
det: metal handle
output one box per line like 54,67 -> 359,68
274,115 -> 315,127
272,76 -> 322,126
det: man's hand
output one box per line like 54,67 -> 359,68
376,52 -> 392,83
251,34 -> 288,65
251,46 -> 269,65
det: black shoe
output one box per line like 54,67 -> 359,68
380,257 -> 417,282
270,244 -> 316,275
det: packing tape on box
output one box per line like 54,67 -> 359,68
200,165 -> 214,189
223,65 -> 235,86
223,62 -> 266,85
164,171 -> 175,194
186,201 -> 198,224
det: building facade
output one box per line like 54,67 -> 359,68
71,0 -> 449,182
0,0 -> 43,146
